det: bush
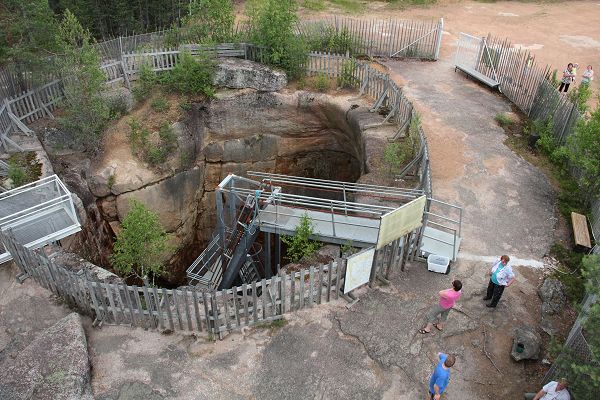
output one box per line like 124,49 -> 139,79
133,63 -> 157,102
150,96 -> 169,112
106,93 -> 129,120
127,118 -> 150,152
180,0 -> 235,43
111,199 -> 171,279
314,73 -> 330,92
7,162 -> 28,187
337,59 -> 359,88
247,0 -> 308,79
162,52 -> 215,97
383,142 -> 407,175
308,26 -> 357,55
281,213 -> 321,262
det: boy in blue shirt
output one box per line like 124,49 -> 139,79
429,352 -> 455,399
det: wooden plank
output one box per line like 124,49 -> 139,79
242,283 -> 250,326
261,279 -> 268,321
290,273 -> 296,312
181,289 -> 193,331
317,264 -> 323,305
104,283 -> 119,324
172,289 -> 184,330
308,266 -> 315,307
299,268 -> 305,309
192,288 -> 202,332
142,285 -> 157,329
132,286 -> 147,329
211,291 -> 221,333
202,291 -> 212,333
572,212 -> 592,248
162,288 -> 175,331
335,261 -> 342,299
152,287 -> 165,330
222,289 -> 232,331
252,281 -> 259,324
326,261 -> 333,302
87,280 -> 101,322
232,286 -> 241,328
280,275 -> 286,314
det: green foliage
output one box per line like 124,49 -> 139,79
150,96 -> 169,112
162,52 -> 215,97
495,113 -> 513,127
564,105 -> 600,203
383,142 -> 407,175
568,84 -> 592,114
246,0 -> 308,79
106,93 -> 129,120
302,0 -> 327,11
553,254 -> 600,398
179,0 -> 235,44
549,243 -> 585,302
337,59 -> 359,88
133,63 -> 158,102
128,119 -> 178,167
341,240 -> 357,256
111,199 -> 171,279
281,213 -> 321,263
384,115 -> 420,175
308,26 -> 357,55
7,163 -> 28,187
107,174 -> 116,188
386,0 -> 437,6
314,73 -> 330,92
56,10 -> 109,153
179,96 -> 192,111
0,0 -> 60,73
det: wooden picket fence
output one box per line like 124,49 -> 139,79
298,17 -> 443,60
0,231 -> 345,336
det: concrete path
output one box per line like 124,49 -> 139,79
387,57 -> 556,260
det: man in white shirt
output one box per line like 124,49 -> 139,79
524,378 -> 570,400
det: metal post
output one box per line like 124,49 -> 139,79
342,183 -> 348,216
330,202 -> 336,237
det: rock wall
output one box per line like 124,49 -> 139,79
80,88 -> 368,284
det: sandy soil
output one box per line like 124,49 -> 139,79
304,0 -> 600,95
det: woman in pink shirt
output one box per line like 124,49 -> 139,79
419,280 -> 462,334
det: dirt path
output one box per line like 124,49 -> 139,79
387,57 -> 556,260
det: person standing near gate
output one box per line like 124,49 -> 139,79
419,280 -> 462,334
581,65 -> 594,86
558,63 -> 575,92
483,255 -> 515,308
428,352 -> 455,400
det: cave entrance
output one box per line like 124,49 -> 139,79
186,172 -> 424,290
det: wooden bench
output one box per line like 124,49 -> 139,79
455,64 -> 500,89
571,212 -> 592,249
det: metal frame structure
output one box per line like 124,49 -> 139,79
0,175 -> 81,264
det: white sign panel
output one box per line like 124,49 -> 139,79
376,195 -> 426,250
344,247 -> 375,293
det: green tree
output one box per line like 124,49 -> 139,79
56,9 -> 109,152
281,213 -> 321,262
564,104 -> 600,203
111,199 -> 171,279
0,0 -> 60,84
179,0 -> 235,44
246,0 -> 308,79
554,254 -> 600,397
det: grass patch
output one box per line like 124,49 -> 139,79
314,73 -> 331,92
387,0 -> 437,7
329,0 -> 365,13
150,96 -> 169,112
495,112 -> 513,127
127,119 -> 179,168
302,0 -> 328,11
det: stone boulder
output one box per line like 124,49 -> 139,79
214,59 -> 287,92
538,278 -> 567,315
511,326 -> 541,361
0,313 -> 93,400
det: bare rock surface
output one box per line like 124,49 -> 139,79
213,59 -> 287,92
0,313 -> 93,400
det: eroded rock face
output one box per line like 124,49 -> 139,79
85,88 -> 373,284
213,59 -> 287,91
0,313 -> 93,400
